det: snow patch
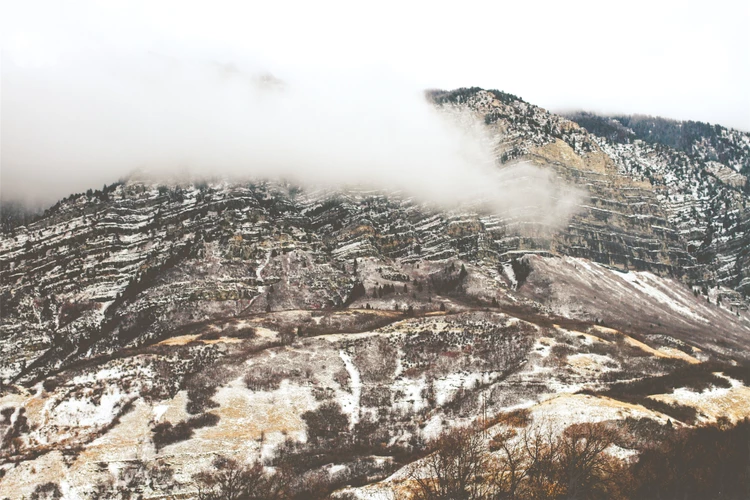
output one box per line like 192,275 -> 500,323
339,350 -> 362,426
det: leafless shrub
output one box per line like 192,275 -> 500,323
184,370 -> 227,414
42,377 -> 60,393
244,366 -> 303,391
86,461 -> 176,499
550,343 -> 575,366
333,367 -> 350,392
407,425 -> 490,500
1,407 -> 29,453
152,413 -> 220,450
487,408 -> 531,429
301,402 -> 350,445
29,482 -> 62,500
312,387 -> 336,401
152,420 -> 193,450
361,385 -> 391,408
353,337 -> 398,383
193,456 -> 287,500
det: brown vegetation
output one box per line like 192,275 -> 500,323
404,418 -> 750,500
407,422 -> 628,500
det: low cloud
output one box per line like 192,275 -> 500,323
1,52 -> 582,229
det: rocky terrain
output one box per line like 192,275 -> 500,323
565,111 -> 750,293
1,88 -> 750,499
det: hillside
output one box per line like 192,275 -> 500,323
565,111 -> 750,293
1,88 -> 750,499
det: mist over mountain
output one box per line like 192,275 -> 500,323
3,82 -> 750,499
2,54 -> 587,234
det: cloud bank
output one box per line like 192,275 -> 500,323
1,52 -> 582,229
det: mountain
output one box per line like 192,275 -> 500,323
564,111 -> 750,293
1,88 -> 750,499
564,112 -> 750,175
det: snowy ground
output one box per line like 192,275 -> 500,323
650,375 -> 750,424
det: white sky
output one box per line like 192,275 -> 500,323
1,0 -> 749,205
3,0 -> 747,127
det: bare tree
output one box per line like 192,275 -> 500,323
406,420 -> 628,500
518,422 -> 563,500
488,428 -> 528,500
557,423 -> 625,500
407,425 -> 490,500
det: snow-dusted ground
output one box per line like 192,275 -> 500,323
650,375 -> 750,424
523,255 -> 750,358
339,350 -> 362,426
529,393 -> 669,428
3,284 -> 750,499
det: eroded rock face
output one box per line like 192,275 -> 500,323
2,88 -> 749,384
0,182 -> 682,383
437,89 -> 699,276
565,110 -> 750,293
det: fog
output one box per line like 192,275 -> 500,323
3,0 -> 745,230
1,52 -> 583,228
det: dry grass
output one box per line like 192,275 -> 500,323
619,335 -> 700,364
157,334 -> 244,346
649,380 -> 750,423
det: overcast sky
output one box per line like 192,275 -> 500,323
1,0 -> 749,206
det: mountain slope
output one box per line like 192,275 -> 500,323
2,88 -> 750,499
565,111 -> 750,294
